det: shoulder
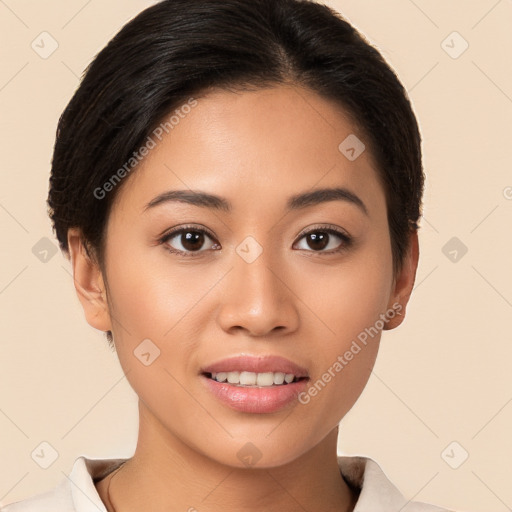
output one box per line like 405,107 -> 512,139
1,456 -> 127,512
338,455 -> 456,512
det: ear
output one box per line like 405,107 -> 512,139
383,230 -> 419,330
67,228 -> 112,333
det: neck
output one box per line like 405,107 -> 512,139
98,401 -> 357,512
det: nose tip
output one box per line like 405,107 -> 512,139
216,257 -> 299,337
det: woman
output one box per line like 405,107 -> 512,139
2,0 -> 455,510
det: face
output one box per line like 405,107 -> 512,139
70,85 -> 417,468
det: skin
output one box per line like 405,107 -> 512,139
67,84 -> 419,512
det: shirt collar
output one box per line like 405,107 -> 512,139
67,454 -> 429,512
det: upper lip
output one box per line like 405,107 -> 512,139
201,355 -> 309,378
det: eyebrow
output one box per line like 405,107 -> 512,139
143,187 -> 368,216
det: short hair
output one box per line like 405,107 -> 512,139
48,0 -> 424,342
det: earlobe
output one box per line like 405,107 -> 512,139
383,230 -> 420,331
67,228 -> 112,332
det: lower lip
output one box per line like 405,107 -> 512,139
201,375 -> 309,414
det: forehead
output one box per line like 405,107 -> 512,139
112,85 -> 386,219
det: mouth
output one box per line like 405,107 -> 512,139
203,371 -> 307,387
199,355 -> 310,413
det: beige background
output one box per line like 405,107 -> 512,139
1,1 -> 511,510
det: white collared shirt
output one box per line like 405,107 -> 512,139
1,455 -> 453,511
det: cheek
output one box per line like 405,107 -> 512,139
104,239 -> 221,342
293,234 -> 393,424
298,234 -> 393,347
102,244 -> 210,428
102,239 -> 233,405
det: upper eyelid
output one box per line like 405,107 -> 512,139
160,224 -> 216,240
161,224 -> 349,239
296,224 -> 350,239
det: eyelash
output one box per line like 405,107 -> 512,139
158,224 -> 352,258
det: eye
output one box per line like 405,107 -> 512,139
294,225 -> 352,254
159,225 -> 220,256
158,224 -> 352,257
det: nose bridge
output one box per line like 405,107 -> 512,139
217,241 -> 299,336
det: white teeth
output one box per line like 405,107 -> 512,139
273,372 -> 285,385
227,371 -> 239,384
256,372 -> 274,386
209,371 -> 298,386
240,371 -> 257,385
215,372 -> 227,382
284,373 -> 294,384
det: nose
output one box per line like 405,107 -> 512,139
216,248 -> 300,337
